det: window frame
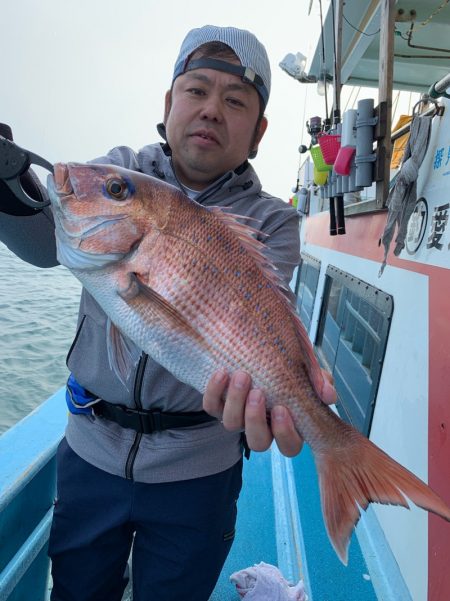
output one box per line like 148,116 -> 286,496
294,253 -> 322,334
315,265 -> 394,436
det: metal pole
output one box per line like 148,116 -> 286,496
333,0 -> 343,122
376,0 -> 396,207
429,72 -> 450,97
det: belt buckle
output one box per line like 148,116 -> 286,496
139,409 -> 162,434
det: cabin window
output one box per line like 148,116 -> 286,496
295,253 -> 321,332
315,266 -> 393,436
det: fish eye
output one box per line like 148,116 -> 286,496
105,178 -> 129,201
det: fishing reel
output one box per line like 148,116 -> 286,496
306,116 -> 332,145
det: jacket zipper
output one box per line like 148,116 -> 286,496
124,352 -> 148,479
65,315 -> 86,366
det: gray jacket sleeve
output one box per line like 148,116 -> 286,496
89,145 -> 140,170
0,146 -> 139,268
0,204 -> 58,268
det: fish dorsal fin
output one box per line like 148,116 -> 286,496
209,210 -> 326,393
211,207 -> 324,387
209,207 -> 288,292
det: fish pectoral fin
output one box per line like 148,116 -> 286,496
106,318 -> 141,386
130,274 -> 205,344
314,422 -> 450,565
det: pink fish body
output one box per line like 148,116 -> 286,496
48,162 -> 450,564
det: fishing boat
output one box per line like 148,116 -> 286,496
1,1 -> 450,599
288,0 -> 450,599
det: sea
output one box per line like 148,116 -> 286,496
0,242 -> 81,434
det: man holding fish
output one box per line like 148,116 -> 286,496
0,25 -> 335,601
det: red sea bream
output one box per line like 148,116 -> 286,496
47,162 -> 450,564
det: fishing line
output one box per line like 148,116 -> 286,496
296,85 -> 309,190
299,84 -> 309,150
342,12 -> 380,37
392,90 -> 400,124
343,85 -> 357,112
408,91 -> 413,114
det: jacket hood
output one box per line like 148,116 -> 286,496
136,142 -> 263,207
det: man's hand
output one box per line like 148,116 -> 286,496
203,369 -> 336,457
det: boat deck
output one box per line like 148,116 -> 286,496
0,389 -> 380,601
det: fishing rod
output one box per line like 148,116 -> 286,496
329,0 -> 345,236
0,124 -> 53,209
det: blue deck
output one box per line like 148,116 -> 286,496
0,390 -> 410,601
211,451 -> 278,599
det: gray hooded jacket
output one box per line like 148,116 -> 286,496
0,142 -> 300,483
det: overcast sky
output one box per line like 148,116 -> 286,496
1,0 -> 327,199
2,1 -> 418,201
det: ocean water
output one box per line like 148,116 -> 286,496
0,242 -> 81,434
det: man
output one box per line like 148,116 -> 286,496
0,25 -> 335,601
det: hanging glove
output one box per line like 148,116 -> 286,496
0,123 -> 48,216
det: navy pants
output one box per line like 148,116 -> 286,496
48,438 -> 242,601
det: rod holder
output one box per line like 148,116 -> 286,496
355,99 -> 378,188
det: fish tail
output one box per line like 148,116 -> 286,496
313,427 -> 450,565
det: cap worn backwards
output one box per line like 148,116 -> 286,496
172,25 -> 271,109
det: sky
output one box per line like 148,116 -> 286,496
1,1 -> 418,200
0,0 -> 332,200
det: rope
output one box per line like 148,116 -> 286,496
415,0 -> 449,30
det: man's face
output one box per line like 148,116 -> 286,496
164,62 -> 267,191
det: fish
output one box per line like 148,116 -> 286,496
47,161 -> 450,564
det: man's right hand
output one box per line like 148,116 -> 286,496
0,124 -> 46,216
203,368 -> 337,457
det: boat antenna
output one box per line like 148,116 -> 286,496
318,0 -> 329,119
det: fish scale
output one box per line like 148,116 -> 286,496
143,193 -> 303,399
48,161 -> 450,566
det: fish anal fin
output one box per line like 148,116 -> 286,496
314,427 -> 450,565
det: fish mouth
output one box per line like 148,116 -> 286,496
53,163 -> 73,196
48,163 -> 129,238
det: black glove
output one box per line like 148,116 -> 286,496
0,124 -> 48,216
